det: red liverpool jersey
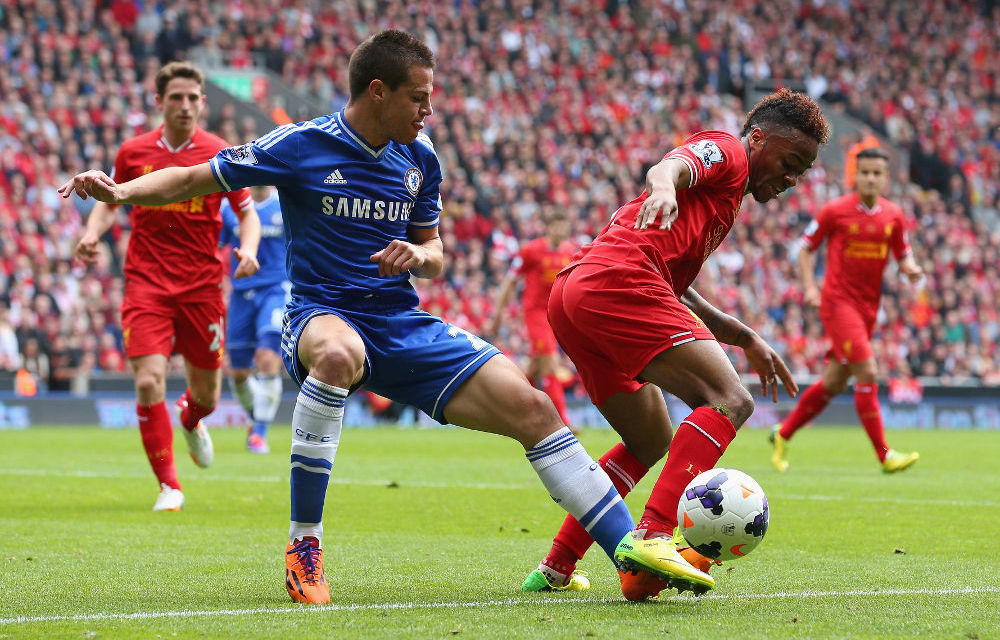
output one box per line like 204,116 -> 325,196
802,192 -> 911,310
571,131 -> 748,294
512,237 -> 575,312
112,126 -> 252,299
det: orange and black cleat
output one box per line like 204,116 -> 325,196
285,537 -> 330,604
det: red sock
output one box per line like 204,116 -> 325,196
138,402 -> 180,490
542,374 -> 570,426
778,382 -> 833,440
542,443 -> 649,573
639,406 -> 737,533
179,389 -> 213,432
854,383 -> 889,462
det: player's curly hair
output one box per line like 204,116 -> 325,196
348,29 -> 436,100
741,88 -> 830,144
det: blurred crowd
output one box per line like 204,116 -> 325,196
1,0 -> 999,395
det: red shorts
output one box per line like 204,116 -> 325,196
524,307 -> 558,356
121,288 -> 226,370
819,298 -> 876,364
547,262 -> 715,406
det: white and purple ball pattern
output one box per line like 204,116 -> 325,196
677,468 -> 769,561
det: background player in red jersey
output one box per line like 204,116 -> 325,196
487,212 -> 576,427
73,62 -> 260,511
521,89 -> 830,600
770,147 -> 923,474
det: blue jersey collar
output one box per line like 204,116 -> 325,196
335,111 -> 389,159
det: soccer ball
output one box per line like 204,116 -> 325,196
677,468 -> 769,561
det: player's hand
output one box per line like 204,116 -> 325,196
634,189 -> 678,230
740,330 -> 798,403
73,230 -> 102,264
57,170 -> 123,203
901,263 -> 924,283
370,240 -> 425,278
233,247 -> 260,279
803,285 -> 821,308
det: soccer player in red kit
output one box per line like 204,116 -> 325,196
770,147 -> 922,474
488,212 -> 576,426
73,62 -> 260,511
521,89 -> 830,600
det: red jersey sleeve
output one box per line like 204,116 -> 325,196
225,188 -> 253,216
664,133 -> 745,188
889,205 -> 911,260
801,203 -> 833,251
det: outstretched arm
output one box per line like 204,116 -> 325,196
634,157 -> 692,231
797,244 -> 821,307
233,203 -> 261,279
73,201 -> 119,264
681,287 -> 798,402
58,163 -> 222,207
898,253 -> 923,283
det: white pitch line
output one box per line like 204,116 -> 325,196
2,587 -> 998,626
1,468 -> 998,507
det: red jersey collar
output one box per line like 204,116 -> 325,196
155,125 -> 200,153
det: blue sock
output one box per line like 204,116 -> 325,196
252,421 -> 269,437
526,427 -> 634,560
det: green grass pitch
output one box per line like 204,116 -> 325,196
1,425 -> 998,639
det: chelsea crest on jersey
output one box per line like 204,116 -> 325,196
209,111 -> 443,308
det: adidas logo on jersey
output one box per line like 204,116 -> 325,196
323,169 -> 348,185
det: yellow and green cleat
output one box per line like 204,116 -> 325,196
521,569 -> 590,592
882,449 -> 919,473
769,424 -> 790,473
613,531 -> 714,596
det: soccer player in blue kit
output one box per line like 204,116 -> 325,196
219,185 -> 289,454
60,30 -> 708,605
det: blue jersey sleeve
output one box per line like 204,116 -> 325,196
210,123 -> 305,191
408,133 -> 442,229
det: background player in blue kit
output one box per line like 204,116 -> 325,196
219,185 -> 289,454
60,29 -> 706,606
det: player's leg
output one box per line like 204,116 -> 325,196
526,310 -> 571,427
246,345 -> 283,453
121,295 -> 183,509
131,353 -> 183,510
172,297 -> 226,468
771,360 -> 850,471
246,292 -> 285,452
442,355 -> 636,567
282,312 -> 366,604
850,357 -> 918,471
525,384 -> 669,591
605,339 -> 749,594
177,360 -> 221,468
226,291 -> 258,419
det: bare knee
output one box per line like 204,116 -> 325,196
134,369 -> 164,401
707,387 -> 754,428
307,341 -> 364,388
511,387 -> 565,447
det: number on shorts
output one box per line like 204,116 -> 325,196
208,321 -> 223,352
447,325 -> 487,351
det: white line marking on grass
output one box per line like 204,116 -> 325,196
3,587 -> 998,626
2,468 -> 999,507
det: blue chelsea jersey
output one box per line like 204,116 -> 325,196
219,190 -> 287,292
210,111 -> 443,309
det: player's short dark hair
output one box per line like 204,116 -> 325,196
741,88 -> 830,145
547,211 -> 569,224
857,147 -> 890,163
155,61 -> 205,96
348,29 -> 436,100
